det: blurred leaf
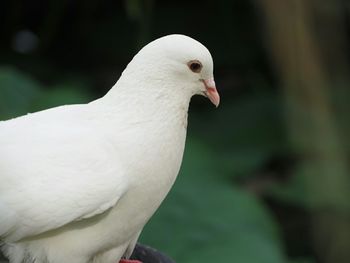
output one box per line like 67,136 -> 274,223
191,91 -> 288,178
269,160 -> 350,211
266,165 -> 310,207
31,83 -> 91,112
266,88 -> 350,211
141,140 -> 287,263
289,258 -> 315,263
0,67 -> 41,119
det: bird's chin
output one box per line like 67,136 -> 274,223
197,90 -> 207,97
191,91 -> 205,101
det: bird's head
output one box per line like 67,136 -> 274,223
123,34 -> 220,107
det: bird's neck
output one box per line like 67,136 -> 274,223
93,74 -> 190,192
101,74 -> 192,126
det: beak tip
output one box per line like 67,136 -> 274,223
207,89 -> 220,108
203,78 -> 220,108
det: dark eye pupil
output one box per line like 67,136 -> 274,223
191,63 -> 200,70
189,62 -> 202,72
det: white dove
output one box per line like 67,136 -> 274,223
0,34 -> 220,263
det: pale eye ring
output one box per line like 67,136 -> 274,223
187,60 -> 202,73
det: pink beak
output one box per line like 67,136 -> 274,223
203,78 -> 220,107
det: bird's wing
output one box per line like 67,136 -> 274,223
0,105 -> 128,242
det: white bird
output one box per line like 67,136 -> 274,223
0,34 -> 220,263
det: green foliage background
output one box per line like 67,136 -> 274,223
0,1 -> 349,263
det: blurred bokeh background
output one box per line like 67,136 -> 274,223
0,1 -> 349,263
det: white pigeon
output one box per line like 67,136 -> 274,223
0,34 -> 220,263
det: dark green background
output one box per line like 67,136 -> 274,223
1,1 -> 349,263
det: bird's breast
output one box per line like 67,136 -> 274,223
113,120 -> 187,222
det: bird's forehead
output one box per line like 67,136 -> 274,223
144,35 -> 213,65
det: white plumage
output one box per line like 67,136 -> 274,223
0,34 -> 219,263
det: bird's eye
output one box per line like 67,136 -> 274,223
188,60 -> 202,73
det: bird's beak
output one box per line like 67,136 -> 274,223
203,78 -> 220,107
